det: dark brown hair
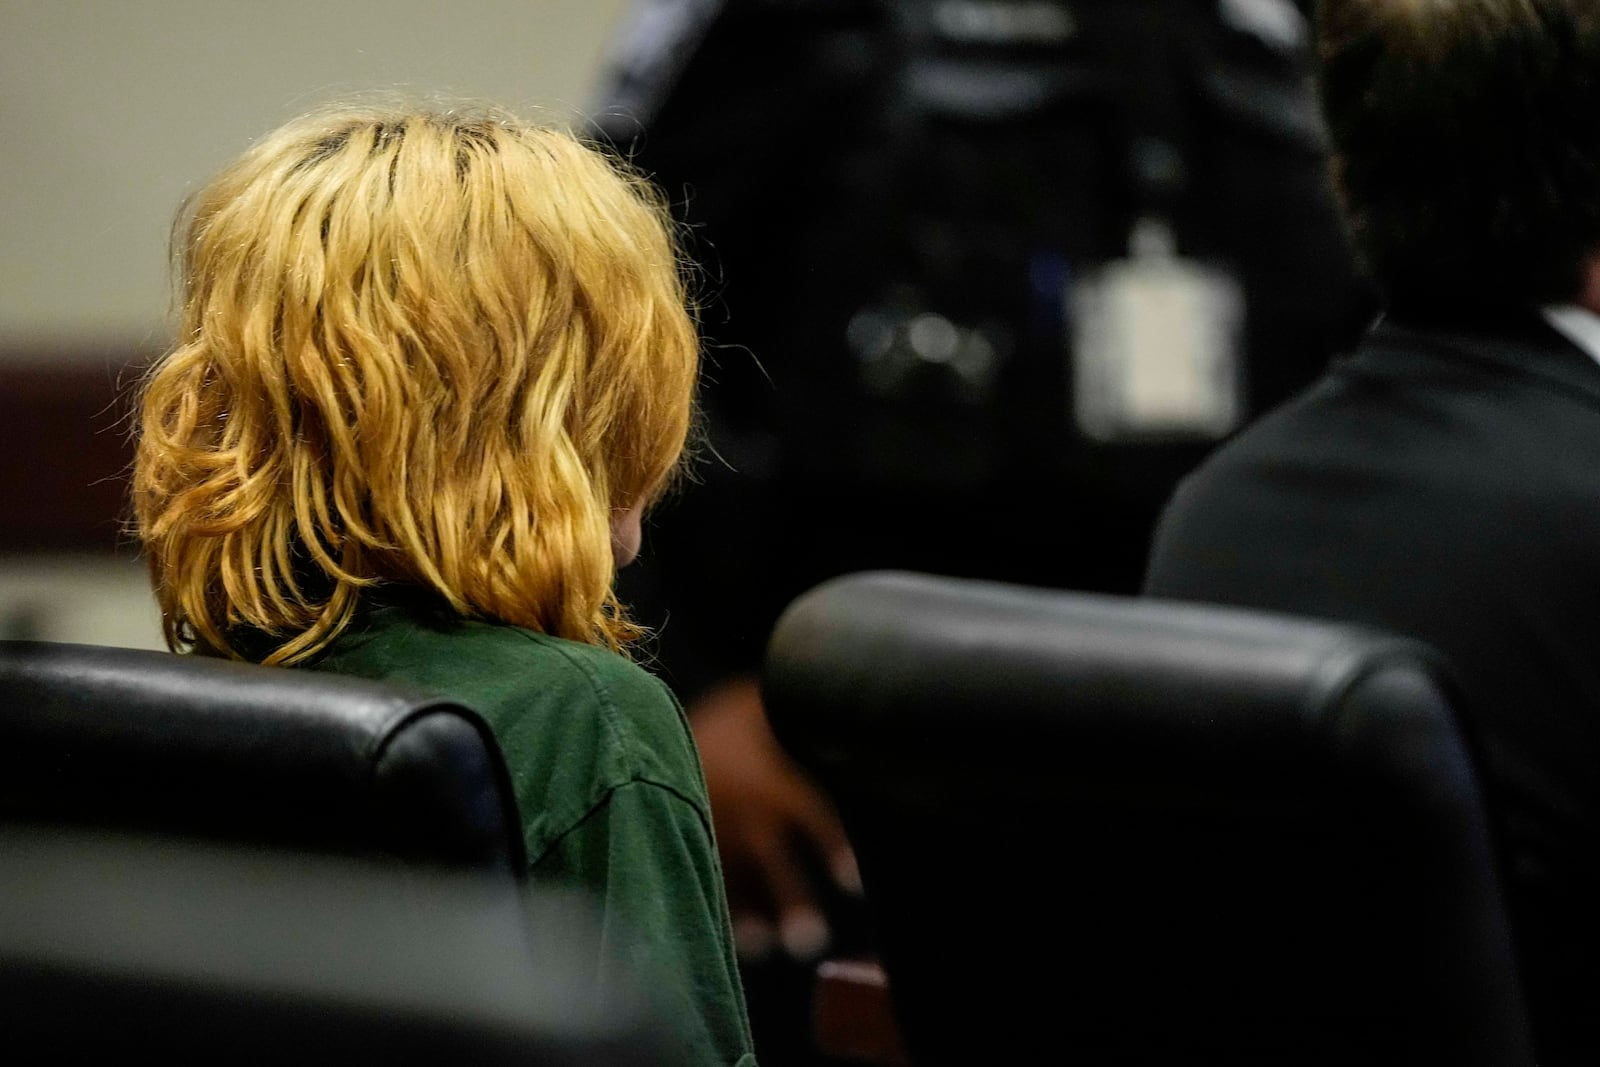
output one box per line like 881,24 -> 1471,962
1318,0 -> 1600,309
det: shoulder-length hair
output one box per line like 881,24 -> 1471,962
134,103 -> 698,664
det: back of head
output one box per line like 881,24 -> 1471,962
134,103 -> 698,663
1318,0 -> 1600,310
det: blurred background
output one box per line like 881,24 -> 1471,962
1,4 -> 1376,1063
0,0 -> 630,647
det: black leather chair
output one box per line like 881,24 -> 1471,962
0,640 -> 523,874
763,572 -> 1534,1066
0,640 -> 671,1062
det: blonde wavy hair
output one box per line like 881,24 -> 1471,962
133,103 -> 698,665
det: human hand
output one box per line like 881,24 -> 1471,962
690,675 -> 862,962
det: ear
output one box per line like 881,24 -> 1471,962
611,502 -> 645,568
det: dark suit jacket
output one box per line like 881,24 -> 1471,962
1145,311 -> 1600,1066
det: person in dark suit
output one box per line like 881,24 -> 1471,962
1144,3 -> 1600,1063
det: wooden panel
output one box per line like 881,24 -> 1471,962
0,353 -> 150,552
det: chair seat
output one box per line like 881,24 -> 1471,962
0,823 -> 664,1064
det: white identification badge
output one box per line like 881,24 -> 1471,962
1071,221 -> 1244,442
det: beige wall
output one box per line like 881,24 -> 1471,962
0,0 -> 629,356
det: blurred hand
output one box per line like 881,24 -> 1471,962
690,675 -> 861,962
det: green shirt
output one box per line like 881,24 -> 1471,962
306,596 -> 756,1067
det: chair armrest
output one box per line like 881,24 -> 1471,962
813,958 -> 909,1066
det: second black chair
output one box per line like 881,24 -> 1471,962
763,571 -> 1534,1066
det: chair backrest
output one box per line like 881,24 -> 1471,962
763,571 -> 1534,1066
0,640 -> 524,876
